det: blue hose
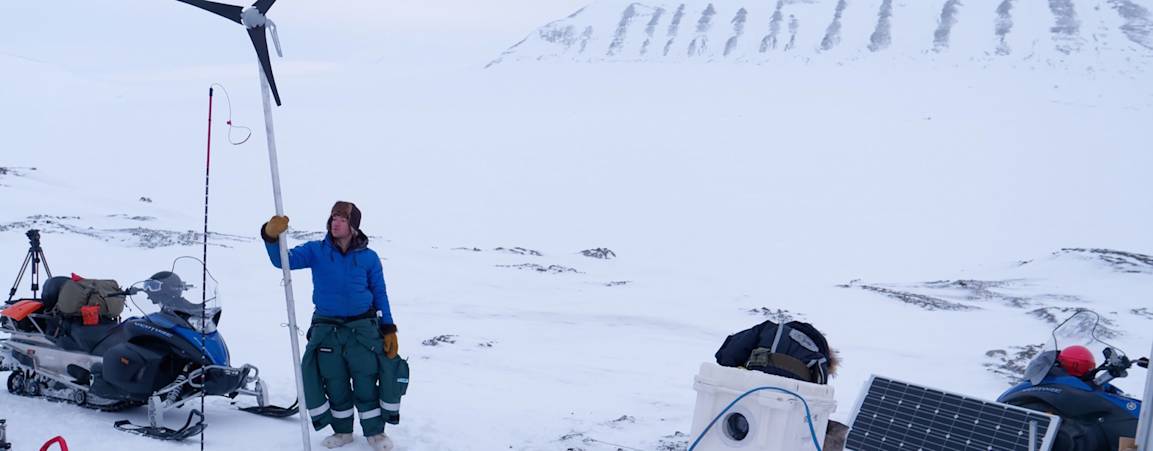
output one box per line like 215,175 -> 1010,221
687,386 -> 823,451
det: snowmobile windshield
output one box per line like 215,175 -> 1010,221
1023,309 -> 1122,384
141,257 -> 221,318
1051,309 -> 1116,359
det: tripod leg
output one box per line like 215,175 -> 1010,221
37,249 -> 52,279
7,251 -> 34,303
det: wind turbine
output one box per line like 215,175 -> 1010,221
173,1 -> 311,449
176,0 -> 284,105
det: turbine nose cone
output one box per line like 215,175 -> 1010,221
240,6 -> 267,28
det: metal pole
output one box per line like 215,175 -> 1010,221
259,66 -> 312,451
1137,340 -> 1153,451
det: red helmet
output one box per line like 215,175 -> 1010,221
1058,345 -> 1096,377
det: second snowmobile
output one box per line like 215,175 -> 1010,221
998,310 -> 1148,451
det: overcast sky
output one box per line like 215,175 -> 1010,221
276,0 -> 590,32
0,0 -> 591,72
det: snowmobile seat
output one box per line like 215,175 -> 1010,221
56,317 -> 120,354
40,276 -> 70,311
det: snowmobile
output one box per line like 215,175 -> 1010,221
997,310 -> 1148,451
0,255 -> 297,440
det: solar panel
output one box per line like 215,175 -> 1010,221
846,375 -> 1061,451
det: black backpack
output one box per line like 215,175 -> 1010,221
715,320 -> 833,384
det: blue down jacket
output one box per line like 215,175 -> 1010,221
264,231 -> 394,325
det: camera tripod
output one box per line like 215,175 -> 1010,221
6,229 -> 53,303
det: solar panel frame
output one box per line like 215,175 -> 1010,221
846,375 -> 1062,451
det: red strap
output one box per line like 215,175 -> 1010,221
81,305 -> 99,326
40,436 -> 69,451
70,273 -> 84,282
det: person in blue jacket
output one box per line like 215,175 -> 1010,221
262,201 -> 399,451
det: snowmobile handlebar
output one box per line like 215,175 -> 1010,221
106,287 -> 141,298
1089,348 -> 1145,386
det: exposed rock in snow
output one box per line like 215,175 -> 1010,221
984,344 -> 1043,383
497,263 -> 582,274
580,247 -> 616,259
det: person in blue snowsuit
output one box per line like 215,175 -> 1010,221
262,201 -> 406,451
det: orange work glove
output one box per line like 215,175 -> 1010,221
381,324 -> 399,359
262,215 -> 289,242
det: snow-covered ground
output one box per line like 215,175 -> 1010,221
2,0 -> 1152,450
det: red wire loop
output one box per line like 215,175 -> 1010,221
40,436 -> 69,451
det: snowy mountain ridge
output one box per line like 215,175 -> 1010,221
488,0 -> 1153,69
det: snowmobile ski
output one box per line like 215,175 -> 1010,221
114,409 -> 206,441
238,399 -> 299,418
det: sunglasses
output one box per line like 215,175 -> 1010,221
143,279 -> 192,293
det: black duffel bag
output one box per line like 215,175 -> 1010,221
715,319 -> 837,384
